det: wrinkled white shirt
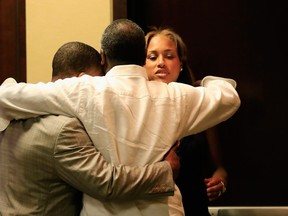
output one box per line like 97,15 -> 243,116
0,65 -> 240,216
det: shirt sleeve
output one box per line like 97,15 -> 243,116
170,76 -> 241,138
0,77 -> 86,131
54,117 -> 174,200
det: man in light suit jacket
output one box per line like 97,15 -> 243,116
0,42 -> 179,215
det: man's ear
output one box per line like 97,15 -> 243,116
78,72 -> 86,77
100,49 -> 106,66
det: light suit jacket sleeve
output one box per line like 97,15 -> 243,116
54,116 -> 174,200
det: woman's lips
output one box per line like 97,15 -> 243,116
155,70 -> 169,78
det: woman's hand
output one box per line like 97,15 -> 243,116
205,177 -> 226,201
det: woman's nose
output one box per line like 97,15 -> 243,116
157,58 -> 165,67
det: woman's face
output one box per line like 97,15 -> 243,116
145,35 -> 182,83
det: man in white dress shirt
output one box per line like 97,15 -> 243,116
0,19 -> 240,216
0,41 -> 180,216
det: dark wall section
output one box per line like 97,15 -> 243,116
127,0 -> 288,206
0,0 -> 26,83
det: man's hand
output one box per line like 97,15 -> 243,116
163,141 -> 180,180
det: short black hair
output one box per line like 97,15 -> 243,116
52,41 -> 102,79
101,19 -> 146,66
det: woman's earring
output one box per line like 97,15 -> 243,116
180,67 -> 183,71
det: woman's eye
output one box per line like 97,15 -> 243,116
165,54 -> 175,59
147,56 -> 157,60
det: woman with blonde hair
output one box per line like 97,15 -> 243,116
145,27 -> 228,216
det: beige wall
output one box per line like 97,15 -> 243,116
26,0 -> 112,83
